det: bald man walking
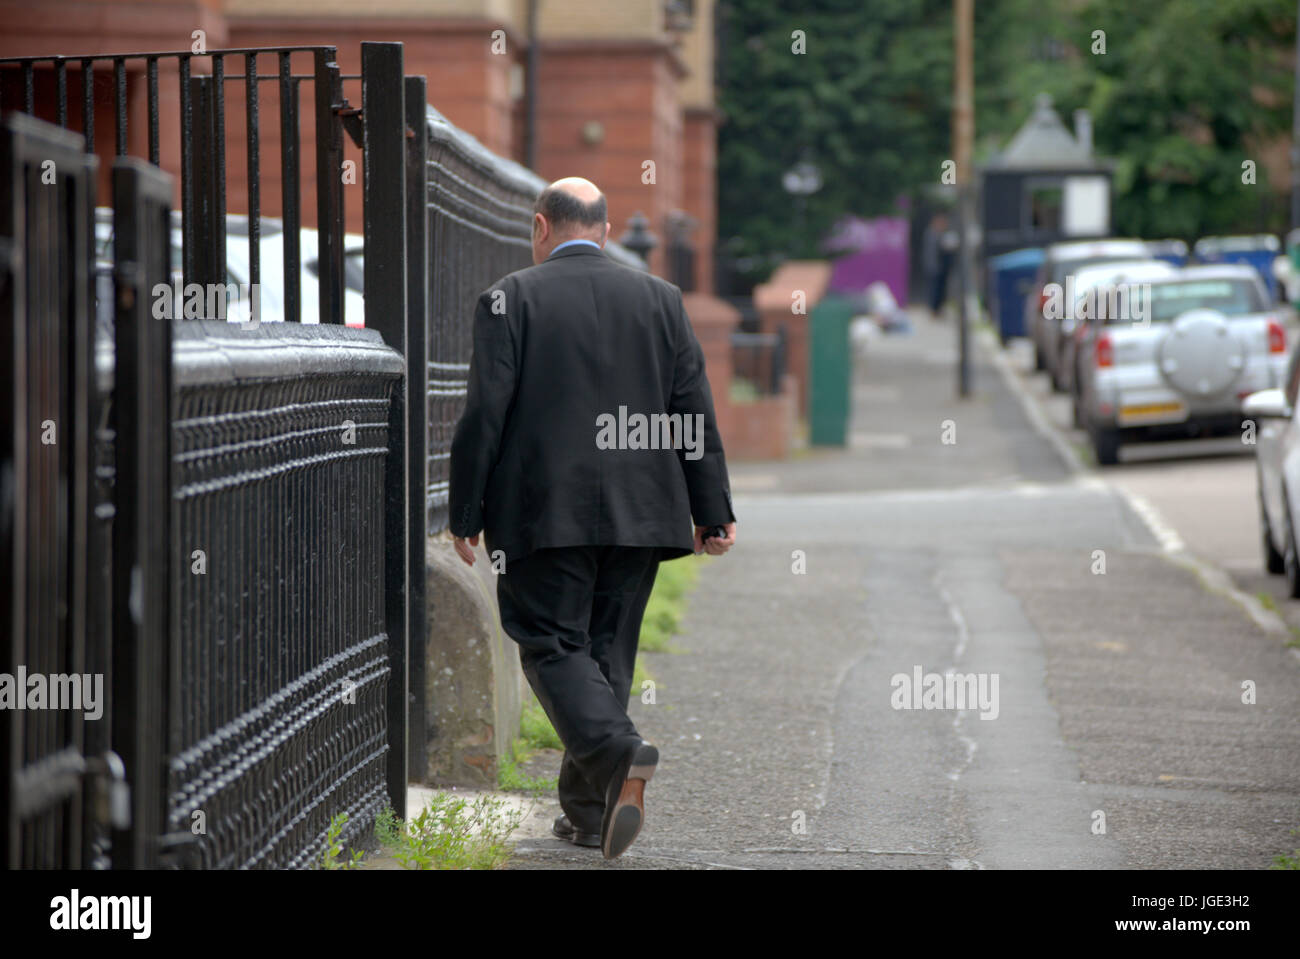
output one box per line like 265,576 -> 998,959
449,178 -> 736,860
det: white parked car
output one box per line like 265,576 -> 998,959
1059,259 -> 1178,406
224,215 -> 366,327
1026,238 -> 1153,390
1074,265 -> 1287,465
94,208 -> 365,327
1245,345 -> 1300,592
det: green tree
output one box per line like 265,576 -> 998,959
1079,0 -> 1295,240
716,0 -> 1297,283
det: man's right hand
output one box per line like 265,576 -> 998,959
694,523 -> 736,556
453,534 -> 479,566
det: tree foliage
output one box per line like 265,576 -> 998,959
715,0 -> 1296,281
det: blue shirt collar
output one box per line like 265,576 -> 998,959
550,239 -> 601,256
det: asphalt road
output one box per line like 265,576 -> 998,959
999,335 -> 1300,634
506,316 -> 1300,870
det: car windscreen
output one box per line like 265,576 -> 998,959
1050,254 -> 1150,286
1106,279 -> 1267,324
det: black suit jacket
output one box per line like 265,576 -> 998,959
449,243 -> 735,563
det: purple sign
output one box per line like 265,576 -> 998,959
823,215 -> 910,306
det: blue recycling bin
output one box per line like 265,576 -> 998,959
1145,239 -> 1189,267
988,247 -> 1044,344
1193,235 -> 1281,298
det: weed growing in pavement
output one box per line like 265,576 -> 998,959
498,738 -> 559,796
520,699 -> 563,751
374,794 -> 524,870
318,812 -> 365,870
1271,829 -> 1300,870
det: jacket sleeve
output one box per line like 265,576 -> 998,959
669,288 -> 736,527
449,287 -> 518,538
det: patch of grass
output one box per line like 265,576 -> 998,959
632,657 -> 655,695
497,735 -> 558,796
374,805 -> 402,848
640,560 -> 698,653
1256,591 -> 1279,614
1271,830 -> 1300,869
373,794 -> 523,870
317,812 -> 365,870
519,699 -> 563,751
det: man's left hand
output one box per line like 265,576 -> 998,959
454,534 -> 479,566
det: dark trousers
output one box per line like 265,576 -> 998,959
496,544 -> 662,832
929,252 -> 953,313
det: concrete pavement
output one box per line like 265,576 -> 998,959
504,312 -> 1300,869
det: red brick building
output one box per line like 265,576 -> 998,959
0,0 -> 720,290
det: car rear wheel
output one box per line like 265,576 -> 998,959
1284,487 -> 1300,598
1092,426 -> 1121,466
1033,338 -> 1046,371
1260,480 -> 1285,575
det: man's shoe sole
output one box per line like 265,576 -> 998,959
602,742 -> 658,860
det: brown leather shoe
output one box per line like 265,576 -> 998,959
552,815 -> 601,848
600,740 -> 659,860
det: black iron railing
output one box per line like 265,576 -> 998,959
167,323 -> 400,869
731,327 -> 787,396
1,41 -> 412,869
0,112 -> 100,869
0,46 -> 356,325
3,35 -> 651,869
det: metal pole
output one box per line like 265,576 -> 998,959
1292,0 -> 1300,230
526,0 -> 539,170
954,0 -> 974,397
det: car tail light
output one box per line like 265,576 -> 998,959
1038,288 -> 1050,315
1268,319 -> 1286,354
1096,333 -> 1113,368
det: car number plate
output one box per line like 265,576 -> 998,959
1118,401 -> 1187,425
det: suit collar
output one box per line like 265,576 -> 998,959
547,243 -> 607,262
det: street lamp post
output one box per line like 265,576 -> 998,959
782,159 -> 822,255
1292,0 -> 1300,230
953,0 -> 975,398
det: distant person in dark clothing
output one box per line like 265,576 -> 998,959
923,212 -> 957,319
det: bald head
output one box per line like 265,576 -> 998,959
531,177 -> 610,263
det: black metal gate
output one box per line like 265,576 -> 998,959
1,41 -> 415,869
0,111 -> 102,868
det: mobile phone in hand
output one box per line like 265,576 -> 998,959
703,525 -> 728,542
